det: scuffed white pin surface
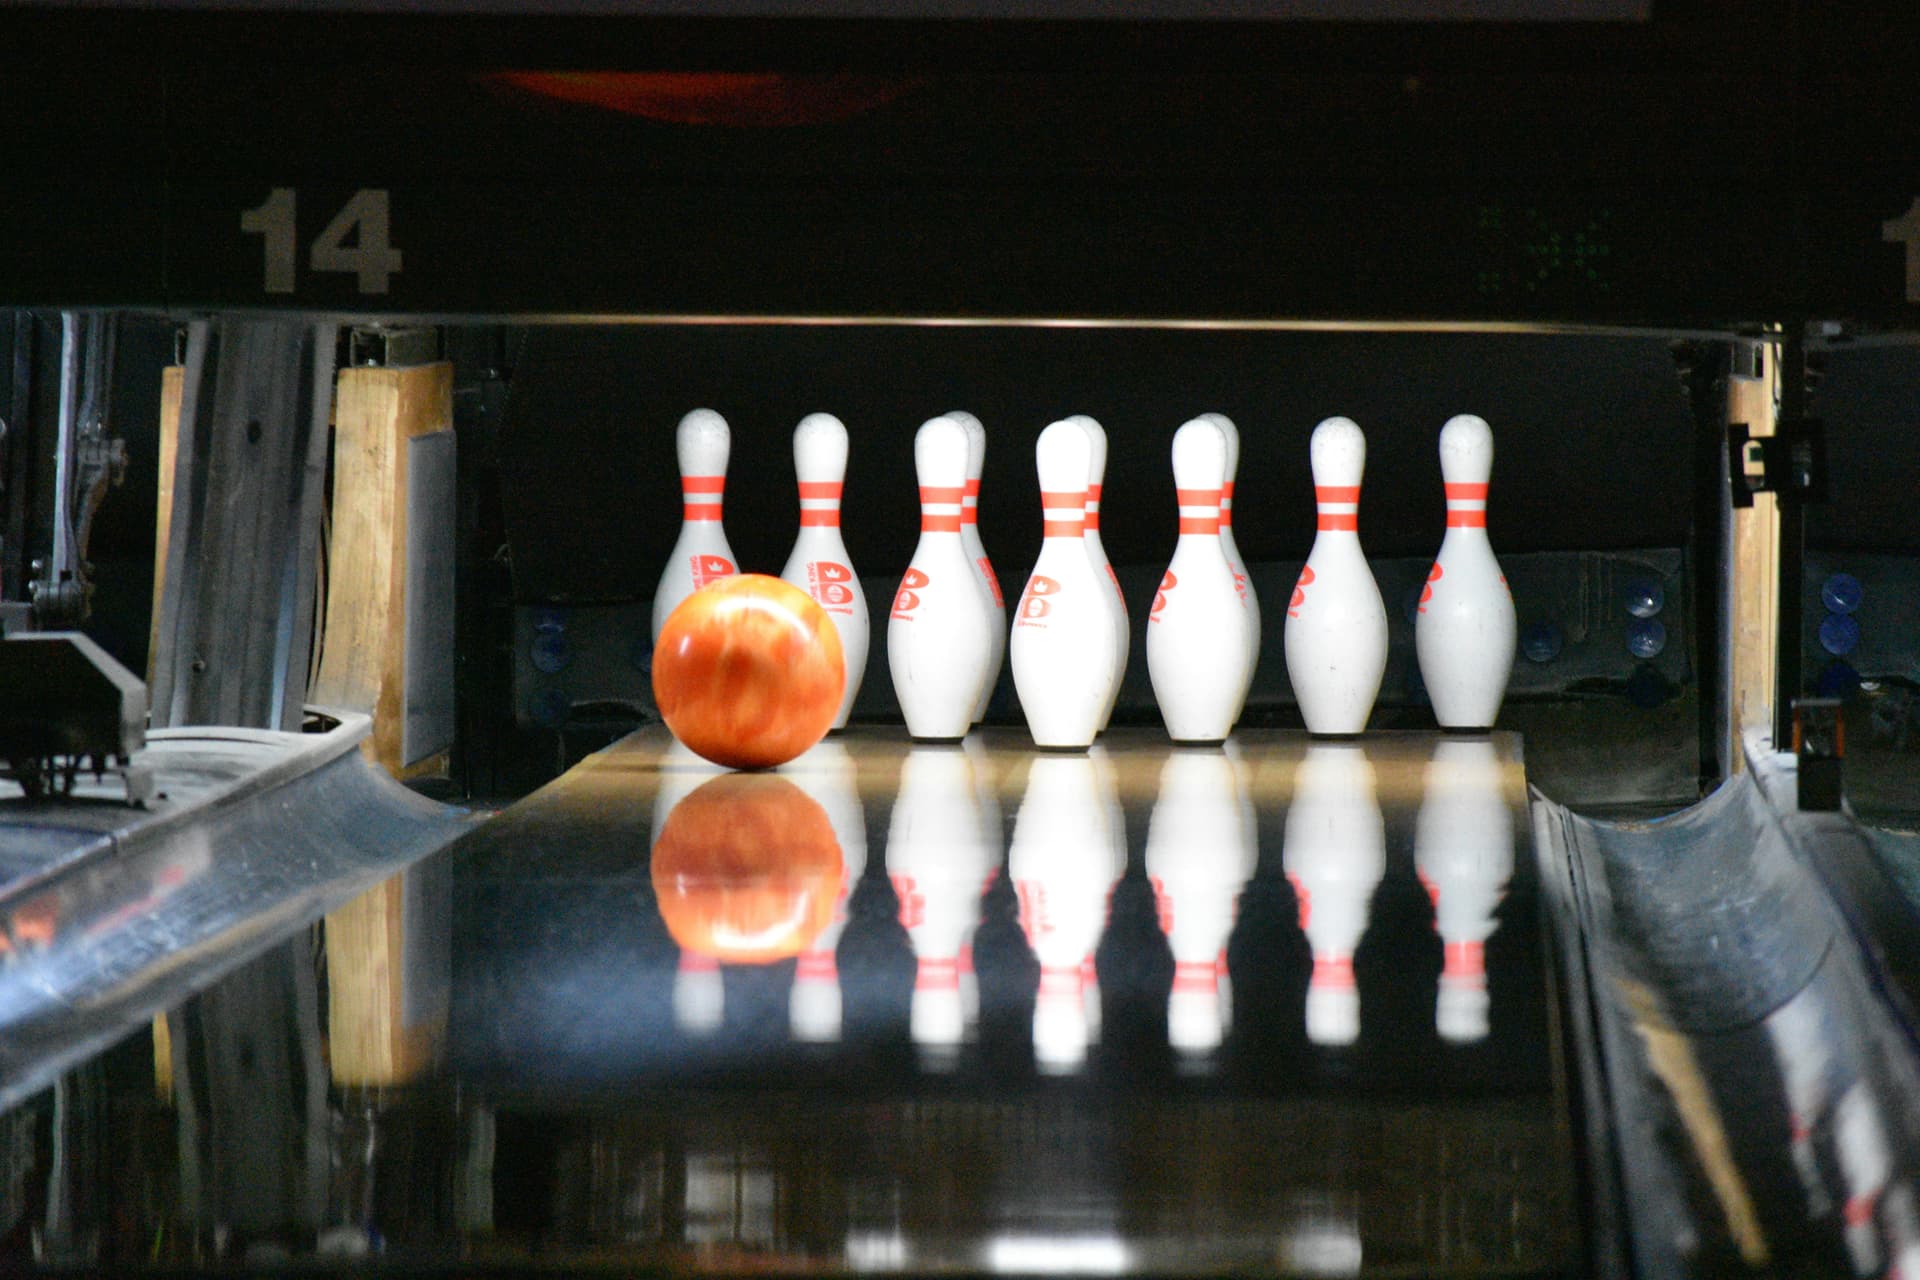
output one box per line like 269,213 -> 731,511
1283,416 -> 1387,735
780,413 -> 869,730
652,409 -> 738,642
1415,413 -> 1517,731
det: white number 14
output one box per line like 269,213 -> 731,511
240,188 -> 404,296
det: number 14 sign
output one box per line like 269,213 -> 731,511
240,188 -> 404,296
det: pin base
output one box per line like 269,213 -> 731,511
1304,730 -> 1367,741
1029,742 -> 1094,754
1439,724 -> 1496,735
907,734 -> 967,745
1168,737 -> 1228,748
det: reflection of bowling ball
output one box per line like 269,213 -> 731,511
651,772 -> 845,964
653,575 -> 845,770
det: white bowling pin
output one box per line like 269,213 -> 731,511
1010,421 -> 1121,749
948,411 -> 1008,724
890,416 -> 998,741
1145,749 -> 1256,1055
1009,754 -> 1121,1073
888,746 -> 995,1065
781,413 -> 870,730
1072,416 -> 1130,731
961,731 -> 1005,1023
1764,990 -> 1835,1218
1415,414 -> 1517,730
1836,1081 -> 1894,1274
780,740 -> 868,1043
1413,737 -> 1513,1044
1284,417 -> 1388,735
1147,417 -> 1257,743
1201,413 -> 1261,702
652,409 -> 739,641
1283,743 -> 1385,1046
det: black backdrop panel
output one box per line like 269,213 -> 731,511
498,326 -> 1693,603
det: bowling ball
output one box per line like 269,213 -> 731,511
653,574 -> 845,770
651,772 -> 846,964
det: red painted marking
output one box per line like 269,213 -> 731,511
892,874 -> 925,928
1844,1192 -> 1879,1228
1176,487 -> 1223,506
796,951 -> 837,981
1428,562 -> 1444,582
679,951 -> 719,973
1041,490 -> 1086,511
683,502 -> 723,521
1084,508 -> 1100,531
1445,483 -> 1489,500
1179,516 -> 1220,535
917,957 -> 961,991
922,513 -> 963,533
799,509 -> 839,526
1288,875 -> 1310,929
1315,485 -> 1361,503
1443,940 -> 1486,977
682,475 -> 725,494
1172,960 -> 1217,993
1447,511 -> 1487,528
691,555 -> 734,586
1317,513 -> 1358,531
978,557 -> 1004,606
1043,519 -> 1084,538
1312,955 -> 1356,988
798,481 -> 842,500
964,479 -> 981,498
1150,570 -> 1176,619
919,485 -> 966,503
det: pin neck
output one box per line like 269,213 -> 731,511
797,479 -> 842,528
1175,486 -> 1222,536
1040,489 -> 1086,539
1443,481 -> 1488,528
682,474 -> 724,522
1220,480 -> 1235,529
962,478 -> 981,526
1314,483 -> 1360,533
1084,483 -> 1102,532
919,484 -> 965,534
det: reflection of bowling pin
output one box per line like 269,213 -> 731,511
1145,749 -> 1256,1055
1071,417 -> 1129,732
780,740 -> 868,1042
1201,413 -> 1260,703
781,413 -> 869,729
1283,743 -> 1385,1045
1835,1081 -> 1894,1275
652,409 -> 739,641
656,738 -> 730,1034
1148,417 -> 1256,743
1011,421 -> 1120,748
1413,737 -> 1513,1044
888,746 -> 995,1065
1010,755 -> 1122,1072
1284,417 -> 1387,735
948,412 -> 1007,724
1764,990 -> 1835,1217
962,732 -> 1004,1023
1415,414 -> 1517,730
890,416 -> 998,740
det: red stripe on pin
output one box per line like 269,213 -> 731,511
922,514 -> 962,533
964,479 -> 981,497
1040,489 -> 1085,510
682,476 -> 725,495
1317,513 -> 1358,531
1175,487 -> 1222,506
1447,511 -> 1487,528
1084,510 -> 1100,531
799,510 -> 839,526
1445,482 -> 1489,500
962,506 -> 979,525
1179,516 -> 1220,535
797,481 -> 842,500
919,485 -> 966,504
1043,519 -> 1084,538
684,503 -> 722,521
1315,485 -> 1361,503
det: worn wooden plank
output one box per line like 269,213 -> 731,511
1725,344 -> 1779,769
315,360 -> 455,1085
145,364 -> 182,687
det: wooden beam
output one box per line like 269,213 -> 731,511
146,364 -> 183,687
313,360 -> 456,1086
1725,342 -> 1779,769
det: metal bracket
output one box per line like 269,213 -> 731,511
345,325 -> 442,370
1728,417 -> 1826,508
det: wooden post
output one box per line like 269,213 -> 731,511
146,365 -> 183,687
1725,341 -> 1779,769
314,360 -> 457,1086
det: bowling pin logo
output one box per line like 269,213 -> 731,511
1415,414 -> 1517,730
892,568 -> 930,619
1150,571 -> 1175,619
807,562 -> 858,613
1016,575 -> 1061,626
652,409 -> 739,640
1288,566 -> 1312,618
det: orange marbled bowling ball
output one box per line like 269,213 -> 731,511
653,574 -> 846,770
651,772 -> 845,964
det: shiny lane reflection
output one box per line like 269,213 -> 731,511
887,744 -> 995,1066
1283,744 -> 1384,1047
1414,737 -> 1513,1045
780,739 -> 867,1043
1144,748 -> 1255,1057
1010,753 -> 1123,1074
649,772 -> 846,967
